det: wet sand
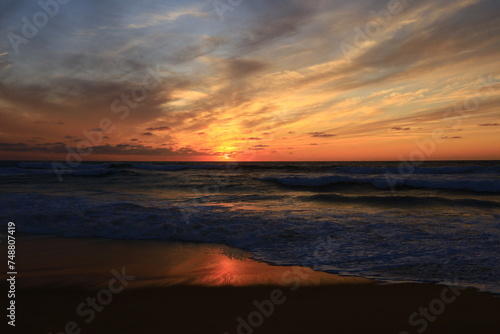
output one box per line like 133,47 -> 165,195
1,235 -> 499,333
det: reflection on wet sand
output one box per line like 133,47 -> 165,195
12,234 -> 371,288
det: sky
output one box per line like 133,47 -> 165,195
0,0 -> 499,161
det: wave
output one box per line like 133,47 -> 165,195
14,162 -> 232,172
299,194 -> 500,209
128,163 -> 304,171
9,162 -> 500,175
259,175 -> 500,192
48,169 -> 116,176
18,162 -> 112,170
335,165 -> 500,175
131,164 -> 189,171
0,166 -> 131,177
130,163 -> 230,171
1,193 -> 499,294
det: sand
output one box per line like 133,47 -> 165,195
1,234 -> 499,333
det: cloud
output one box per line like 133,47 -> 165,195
1,0 -> 498,161
127,6 -> 208,29
226,59 -> 268,79
0,142 -> 210,156
0,142 -> 66,153
89,144 -> 208,156
308,132 -> 336,138
233,0 -> 317,53
145,126 -> 171,131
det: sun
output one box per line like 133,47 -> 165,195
223,154 -> 231,160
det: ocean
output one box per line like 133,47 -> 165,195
1,160 -> 499,293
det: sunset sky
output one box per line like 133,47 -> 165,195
0,0 -> 499,161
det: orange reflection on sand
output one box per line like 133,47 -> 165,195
14,237 -> 371,289
161,245 -> 371,287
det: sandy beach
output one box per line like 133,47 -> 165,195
1,234 -> 499,333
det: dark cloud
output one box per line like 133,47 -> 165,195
0,142 -> 66,153
141,132 -> 153,136
0,142 -> 210,156
145,126 -> 171,131
89,144 -> 208,156
391,127 -> 411,131
234,0 -> 317,53
0,69 -> 191,138
308,132 -> 336,138
478,123 -> 499,126
226,59 -> 268,79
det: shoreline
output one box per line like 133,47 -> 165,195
1,234 -> 499,333
2,233 -> 373,289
